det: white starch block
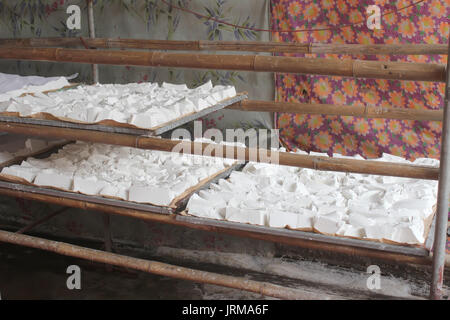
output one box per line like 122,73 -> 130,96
128,185 -> 174,206
187,194 -> 222,219
34,172 -> 73,190
225,207 -> 266,226
268,210 -> 298,229
194,80 -> 213,92
337,224 -> 365,238
364,225 -> 395,240
222,86 -> 236,99
86,107 -> 103,122
99,184 -> 127,200
390,225 -> 424,244
296,213 -> 314,229
162,82 -> 188,91
73,176 -> 108,196
313,216 -> 342,235
129,114 -> 153,129
185,97 -> 208,112
1,166 -> 37,182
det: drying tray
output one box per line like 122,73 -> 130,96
0,159 -> 244,214
180,208 -> 436,254
180,208 -> 436,252
0,92 -> 248,136
0,176 -> 433,257
0,140 -> 433,256
176,214 -> 433,257
180,174 -> 437,255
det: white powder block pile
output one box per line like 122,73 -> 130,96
2,81 -> 237,129
0,73 -> 71,102
0,141 -> 235,207
0,135 -> 66,166
186,151 -> 439,245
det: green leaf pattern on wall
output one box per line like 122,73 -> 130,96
0,0 -> 48,36
197,0 -> 257,41
0,0 -> 273,130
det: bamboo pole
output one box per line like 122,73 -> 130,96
0,122 -> 440,180
0,47 -> 445,82
231,100 -> 444,121
0,38 -> 447,55
0,186 -> 447,268
0,229 -> 331,299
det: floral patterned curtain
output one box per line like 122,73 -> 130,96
271,0 -> 448,161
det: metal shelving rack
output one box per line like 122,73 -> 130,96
0,37 -> 448,299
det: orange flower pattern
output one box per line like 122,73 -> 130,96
271,0 -> 448,161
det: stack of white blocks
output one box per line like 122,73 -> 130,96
187,151 -> 439,245
1,141 -> 235,207
2,81 -> 237,129
0,73 -> 70,102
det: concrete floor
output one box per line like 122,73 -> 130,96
0,241 -> 271,300
1,235 -> 448,300
0,211 -> 449,301
0,181 -> 447,300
